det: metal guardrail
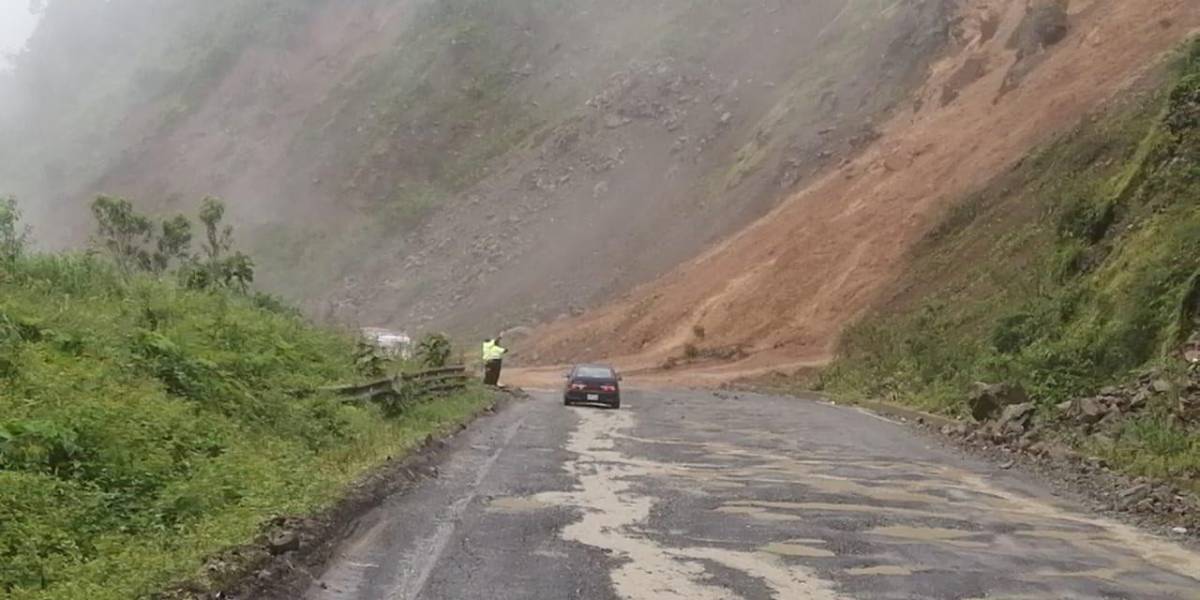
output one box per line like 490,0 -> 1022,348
322,365 -> 471,405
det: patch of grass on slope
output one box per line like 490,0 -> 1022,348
0,255 -> 491,599
822,40 -> 1200,482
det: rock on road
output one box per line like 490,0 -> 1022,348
305,390 -> 1200,599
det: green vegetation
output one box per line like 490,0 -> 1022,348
0,201 -> 492,598
416,333 -> 454,368
822,40 -> 1200,483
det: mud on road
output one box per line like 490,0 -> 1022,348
305,390 -> 1200,599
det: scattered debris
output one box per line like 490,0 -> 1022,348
927,368 -> 1200,537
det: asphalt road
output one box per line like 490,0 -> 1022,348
305,389 -> 1200,600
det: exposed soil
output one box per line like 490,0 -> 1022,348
519,0 -> 1200,379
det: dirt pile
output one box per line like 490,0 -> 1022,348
520,0 -> 1200,376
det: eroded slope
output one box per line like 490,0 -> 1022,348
522,0 -> 1200,375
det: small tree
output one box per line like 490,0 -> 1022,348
187,197 -> 255,293
416,333 -> 453,368
0,196 -> 29,264
199,196 -> 234,283
355,340 -> 388,378
91,195 -> 153,274
152,215 -> 193,274
221,252 -> 255,293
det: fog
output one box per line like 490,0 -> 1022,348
0,1 -> 39,70
0,0 -> 954,335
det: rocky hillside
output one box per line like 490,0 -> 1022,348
0,0 -> 954,336
522,0 -> 1200,371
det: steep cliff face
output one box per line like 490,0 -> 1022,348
0,0 -> 955,336
521,0 -> 1200,373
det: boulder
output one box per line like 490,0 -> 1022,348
998,402 -> 1036,429
1028,0 -> 1070,47
1097,410 -> 1123,430
969,382 -> 1030,422
1017,430 -> 1040,451
1179,397 -> 1200,423
940,422 -> 970,438
1128,390 -> 1150,412
1076,397 -> 1107,424
267,529 -> 300,555
1151,378 -> 1174,394
1000,419 -> 1027,439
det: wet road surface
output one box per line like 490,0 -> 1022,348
305,389 -> 1200,599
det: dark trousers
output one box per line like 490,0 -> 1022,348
484,359 -> 503,386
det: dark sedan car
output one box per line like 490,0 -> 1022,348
563,364 -> 622,409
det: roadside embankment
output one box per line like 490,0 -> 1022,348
0,253 -> 495,600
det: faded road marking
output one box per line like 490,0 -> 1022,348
538,407 -> 846,600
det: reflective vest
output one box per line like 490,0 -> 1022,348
482,340 -> 507,361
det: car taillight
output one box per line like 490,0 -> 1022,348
601,385 -> 617,392
570,383 -> 587,391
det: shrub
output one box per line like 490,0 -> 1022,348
0,196 -> 29,265
416,333 -> 453,368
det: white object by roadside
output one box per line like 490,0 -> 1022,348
362,328 -> 413,359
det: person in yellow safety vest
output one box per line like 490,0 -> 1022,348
482,336 -> 508,386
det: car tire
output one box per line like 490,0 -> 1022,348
563,397 -> 572,406
610,401 -> 621,410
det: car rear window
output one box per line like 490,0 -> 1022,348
575,366 -> 614,379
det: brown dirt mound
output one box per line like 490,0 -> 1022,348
520,0 -> 1200,381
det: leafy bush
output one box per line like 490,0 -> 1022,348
415,333 -> 454,368
0,196 -> 29,264
0,251 -> 491,599
88,194 -> 255,293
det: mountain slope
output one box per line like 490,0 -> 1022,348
521,0 -> 1200,374
1,0 -> 955,336
822,36 -> 1200,491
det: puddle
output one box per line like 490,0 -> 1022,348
762,542 -> 837,558
486,496 -> 552,513
1012,528 -> 1105,543
736,500 -> 955,522
714,505 -> 802,522
870,525 -> 979,541
869,525 -> 991,548
845,565 -> 914,576
1028,567 -> 1123,580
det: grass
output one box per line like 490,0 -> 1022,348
0,253 -> 492,599
821,39 -> 1200,485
